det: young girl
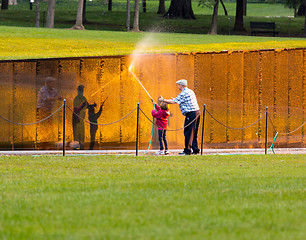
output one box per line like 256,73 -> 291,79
151,98 -> 170,155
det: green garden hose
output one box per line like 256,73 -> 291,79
268,132 -> 279,154
143,103 -> 155,155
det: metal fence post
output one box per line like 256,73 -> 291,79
201,104 -> 206,155
63,99 -> 66,156
136,103 -> 140,156
228,17 -> 231,35
265,106 -> 268,155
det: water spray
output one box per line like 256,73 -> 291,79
129,65 -> 153,102
129,64 -> 154,155
90,79 -> 117,98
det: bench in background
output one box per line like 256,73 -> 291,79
250,22 -> 279,37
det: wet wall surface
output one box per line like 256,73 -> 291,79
0,49 -> 305,150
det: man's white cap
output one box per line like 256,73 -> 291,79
45,77 -> 57,83
176,79 -> 187,86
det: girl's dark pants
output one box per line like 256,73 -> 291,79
158,129 -> 168,151
184,110 -> 200,154
90,125 -> 98,150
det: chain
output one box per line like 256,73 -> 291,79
66,105 -> 137,126
205,109 -> 267,130
268,115 -> 278,132
268,115 -> 306,135
0,105 -> 63,126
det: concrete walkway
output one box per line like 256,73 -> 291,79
0,148 -> 305,156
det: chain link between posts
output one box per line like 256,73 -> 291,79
0,105 -> 63,126
268,115 -> 306,135
66,105 -> 137,126
205,109 -> 267,130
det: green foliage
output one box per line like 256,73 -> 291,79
0,3 -> 304,36
198,0 -> 215,9
0,154 -> 305,239
283,0 -> 303,9
0,2 -> 303,30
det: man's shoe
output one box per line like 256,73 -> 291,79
164,150 -> 169,155
178,151 -> 190,155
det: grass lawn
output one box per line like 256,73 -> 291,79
0,154 -> 305,239
0,26 -> 306,60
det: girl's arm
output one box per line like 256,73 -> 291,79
152,109 -> 164,119
154,103 -> 161,111
96,105 -> 103,119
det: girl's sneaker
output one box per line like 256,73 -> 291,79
164,150 -> 169,155
155,150 -> 164,155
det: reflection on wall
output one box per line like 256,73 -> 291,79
0,48 -> 305,150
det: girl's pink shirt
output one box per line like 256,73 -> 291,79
151,104 -> 170,130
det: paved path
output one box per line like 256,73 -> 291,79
0,148 -> 305,156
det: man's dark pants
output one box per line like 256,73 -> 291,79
184,110 -> 200,154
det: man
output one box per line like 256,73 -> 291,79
37,77 -> 63,147
162,79 -> 200,155
73,85 -> 87,150
37,77 -> 62,114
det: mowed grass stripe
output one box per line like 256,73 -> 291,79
0,26 -> 306,60
0,154 -> 305,239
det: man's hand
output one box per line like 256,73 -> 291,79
163,98 -> 176,104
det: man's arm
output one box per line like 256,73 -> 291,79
74,100 -> 87,113
46,96 -> 60,102
162,98 -> 176,105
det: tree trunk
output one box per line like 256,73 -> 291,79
165,0 -> 195,19
209,0 -> 219,35
297,3 -> 305,16
1,0 -> 9,10
126,0 -> 130,31
233,0 -> 245,32
132,0 -> 140,31
220,0 -> 227,16
35,0 -> 40,28
157,0 -> 165,14
294,0 -> 297,17
46,0 -> 56,28
243,0 -> 246,16
108,0 -> 112,11
82,0 -> 87,24
73,0 -> 85,29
